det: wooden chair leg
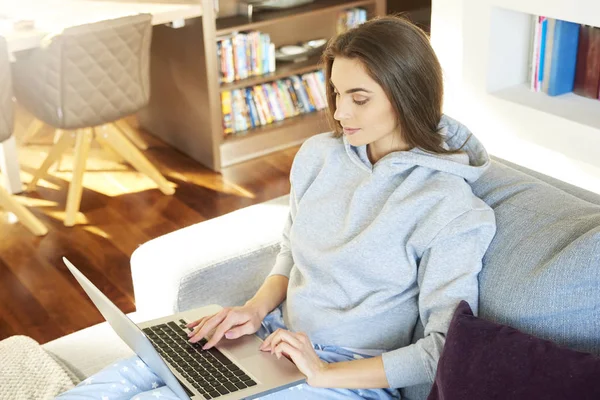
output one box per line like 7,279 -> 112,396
27,131 -> 75,191
94,126 -> 124,163
113,119 -> 149,151
64,129 -> 93,227
99,124 -> 175,195
53,129 -> 65,172
19,118 -> 45,145
0,186 -> 48,236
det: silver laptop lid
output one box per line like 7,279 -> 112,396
62,257 -> 190,399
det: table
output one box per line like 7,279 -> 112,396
0,0 -> 203,193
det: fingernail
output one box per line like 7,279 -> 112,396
225,332 -> 233,339
202,344 -> 208,350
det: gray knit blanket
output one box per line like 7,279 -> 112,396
0,336 -> 80,399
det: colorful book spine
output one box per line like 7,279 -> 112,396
304,73 -> 326,110
253,84 -> 274,123
284,78 -> 304,114
245,88 -> 258,128
291,75 -> 315,112
537,17 -> 548,91
231,89 -> 247,132
573,25 -> 600,99
547,19 -> 580,96
250,87 -> 268,126
221,90 -> 233,135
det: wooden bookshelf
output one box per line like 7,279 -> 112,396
221,110 -> 329,166
216,0 -> 378,35
220,54 -> 323,92
139,0 -> 386,172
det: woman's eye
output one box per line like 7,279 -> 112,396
353,98 -> 368,106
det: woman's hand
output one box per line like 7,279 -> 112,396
260,329 -> 329,387
187,304 -> 265,349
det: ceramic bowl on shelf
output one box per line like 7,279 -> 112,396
275,38 -> 327,62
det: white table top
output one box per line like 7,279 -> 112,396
0,0 -> 203,53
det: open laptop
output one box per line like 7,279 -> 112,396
62,257 -> 305,399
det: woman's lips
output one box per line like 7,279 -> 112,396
343,127 -> 360,135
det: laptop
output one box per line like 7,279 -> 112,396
62,257 -> 305,399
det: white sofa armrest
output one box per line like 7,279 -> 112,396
130,195 -> 290,320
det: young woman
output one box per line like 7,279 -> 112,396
59,15 -> 496,400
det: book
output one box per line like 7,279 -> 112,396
547,19 -> 581,96
541,18 -> 556,93
573,25 -> 600,99
276,80 -> 298,117
220,91 -> 234,135
301,77 -> 318,111
253,85 -> 274,124
271,82 -> 290,118
231,89 -> 246,132
304,73 -> 326,109
537,17 -> 548,91
264,84 -> 285,121
245,88 -> 259,128
291,75 -> 315,112
250,87 -> 268,126
284,78 -> 304,114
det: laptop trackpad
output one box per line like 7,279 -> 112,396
218,334 -> 264,359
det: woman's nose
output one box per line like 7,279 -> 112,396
334,102 -> 351,121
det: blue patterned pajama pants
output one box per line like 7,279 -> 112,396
57,309 -> 400,400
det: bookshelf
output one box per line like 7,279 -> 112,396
431,0 -> 600,194
219,54 -> 322,92
139,0 -> 386,171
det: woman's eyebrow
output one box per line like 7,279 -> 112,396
329,80 -> 373,94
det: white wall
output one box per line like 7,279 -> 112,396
431,0 -> 600,194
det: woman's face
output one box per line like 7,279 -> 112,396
330,57 -> 406,159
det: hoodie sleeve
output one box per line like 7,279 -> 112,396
381,207 -> 496,388
268,186 -> 298,278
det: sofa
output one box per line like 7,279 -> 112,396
39,156 -> 600,398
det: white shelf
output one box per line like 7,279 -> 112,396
492,85 -> 600,131
431,0 -> 600,194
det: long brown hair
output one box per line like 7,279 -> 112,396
321,15 -> 467,154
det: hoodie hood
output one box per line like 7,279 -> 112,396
344,114 -> 490,183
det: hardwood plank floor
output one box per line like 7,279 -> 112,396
0,108 -> 299,344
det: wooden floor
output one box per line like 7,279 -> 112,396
0,108 -> 299,345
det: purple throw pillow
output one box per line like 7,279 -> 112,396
428,301 -> 600,400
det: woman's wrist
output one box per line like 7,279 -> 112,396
306,360 -> 331,387
244,298 -> 270,320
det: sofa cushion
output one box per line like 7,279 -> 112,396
42,319 -> 135,379
427,301 -> 600,400
471,160 -> 600,355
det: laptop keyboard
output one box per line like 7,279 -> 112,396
143,320 -> 257,399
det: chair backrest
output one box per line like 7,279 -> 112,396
13,14 -> 152,130
0,36 -> 14,143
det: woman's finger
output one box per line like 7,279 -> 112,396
223,322 -> 255,340
273,342 -> 301,362
270,330 -> 303,353
186,316 -> 208,329
259,328 -> 281,351
189,310 -> 228,343
203,311 -> 245,349
187,316 -> 210,337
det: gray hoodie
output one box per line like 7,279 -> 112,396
269,115 -> 496,389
